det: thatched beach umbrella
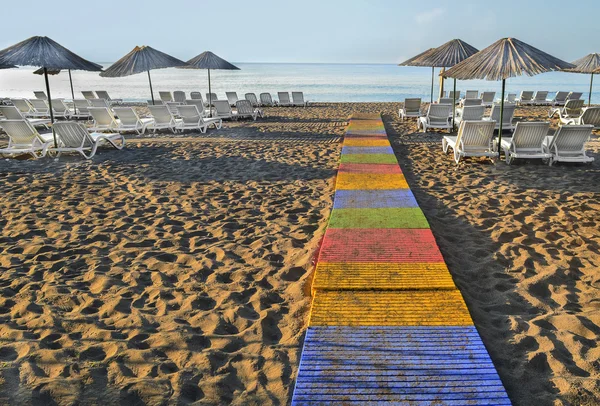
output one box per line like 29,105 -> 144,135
100,46 -> 189,104
565,53 -> 600,106
0,36 -> 103,146
183,51 -> 240,116
399,48 -> 435,102
445,37 -> 574,152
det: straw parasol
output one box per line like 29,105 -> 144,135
0,36 -> 103,147
100,46 -> 189,104
565,53 -> 600,106
445,37 -> 574,152
183,51 -> 240,116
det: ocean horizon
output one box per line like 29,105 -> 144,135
1,62 -> 598,103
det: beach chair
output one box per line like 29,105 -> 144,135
551,91 -> 569,106
440,91 -> 447,98
236,100 -> 263,120
448,91 -> 461,102
147,99 -> 163,105
418,104 -> 452,132
113,107 -> 154,134
543,125 -> 594,165
81,91 -> 97,100
442,120 -> 497,163
278,92 -> 293,106
176,105 -> 222,133
481,92 -> 496,107
549,99 -> 585,120
165,102 -> 181,118
483,103 -> 517,131
213,100 -> 239,120
0,106 -> 50,129
517,91 -> 534,105
505,93 -> 517,103
171,91 -> 185,104
147,105 -> 182,133
532,91 -> 550,105
567,92 -> 583,101
190,91 -> 203,100
438,97 -> 453,105
500,122 -> 552,164
292,92 -> 309,107
30,99 -> 50,117
454,105 -> 485,127
34,91 -> 48,100
72,99 -> 92,119
89,107 -> 120,132
245,93 -> 260,107
159,91 -> 174,103
399,98 -> 422,120
90,98 -> 111,109
226,92 -> 239,106
10,99 -> 35,117
260,93 -> 277,106
185,99 -> 210,117
560,106 -> 600,128
0,119 -> 54,159
53,121 -> 124,159
51,99 -> 73,119
205,93 -> 219,104
464,90 -> 479,100
462,98 -> 482,107
96,90 -> 122,105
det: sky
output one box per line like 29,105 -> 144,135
2,0 -> 598,64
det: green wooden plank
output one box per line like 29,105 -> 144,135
329,208 -> 429,229
340,154 -> 398,164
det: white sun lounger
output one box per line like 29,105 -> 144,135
90,98 -> 111,109
89,107 -> 120,132
399,98 -> 422,120
505,93 -> 517,103
551,91 -> 569,106
113,107 -> 154,134
517,91 -> 534,105
226,92 -> 239,107
159,91 -> 174,103
81,91 -> 97,100
549,99 -> 585,120
442,120 -> 497,163
292,92 -> 309,107
34,91 -> 48,100
147,99 -> 163,105
205,93 -> 219,105
213,100 -> 239,120
176,105 -> 222,133
51,99 -> 73,118
235,100 -> 263,120
567,92 -> 583,101
483,103 -> 516,131
245,93 -> 260,107
448,91 -> 461,102
543,125 -> 594,165
0,119 -> 53,158
418,104 -> 452,132
437,97 -> 453,105
560,106 -> 600,128
260,93 -> 277,106
53,121 -> 124,159
464,90 -> 479,100
454,105 -> 485,127
190,91 -> 203,100
147,105 -> 182,133
72,99 -> 92,119
173,91 -> 186,104
481,92 -> 496,107
278,92 -> 293,106
462,98 -> 482,107
29,99 -> 50,117
10,99 -> 36,117
532,91 -> 550,105
500,121 -> 552,164
96,90 -> 122,105
0,106 -> 50,128
185,99 -> 211,117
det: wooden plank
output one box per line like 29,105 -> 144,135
333,189 -> 418,209
340,153 -> 398,164
336,173 -> 408,190
328,208 -> 429,229
342,146 -> 394,155
338,163 -> 402,175
344,138 -> 391,147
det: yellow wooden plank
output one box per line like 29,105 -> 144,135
337,173 -> 409,190
344,139 -> 391,147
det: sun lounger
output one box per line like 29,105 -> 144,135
159,91 -> 174,103
551,91 -> 569,106
51,99 -> 73,119
89,107 -> 120,131
464,90 -> 479,100
0,105 -> 51,129
213,100 -> 239,120
90,98 -> 111,109
278,92 -> 293,106
205,93 -> 219,102
190,91 -> 203,100
29,99 -> 50,117
481,92 -> 496,107
0,119 -> 54,158
292,92 -> 309,107
95,90 -> 122,105
448,91 -> 461,101
500,122 -> 552,164
165,102 -> 182,118
113,107 -> 154,134
483,103 -> 517,131
34,91 -> 48,100
531,91 -> 550,105
171,91 -> 185,104
235,100 -> 263,120
418,104 -> 452,132
440,91 -> 447,98
543,125 -> 594,165
185,99 -> 211,117
260,93 -> 277,106
455,105 -> 485,127
10,99 -> 35,117
505,93 -> 517,103
52,121 -> 124,159
437,97 -> 453,105
399,98 -> 422,120
549,99 -> 585,120
567,92 -> 583,101
442,120 -> 497,163
147,105 -> 182,133
147,99 -> 163,105
462,98 -> 482,107
560,106 -> 600,128
176,105 -> 222,133
81,91 -> 97,100
72,99 -> 93,119
517,91 -> 534,105
226,92 -> 239,107
244,93 -> 260,107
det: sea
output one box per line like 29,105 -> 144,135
1,63 -> 597,103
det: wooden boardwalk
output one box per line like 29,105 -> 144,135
291,114 -> 511,405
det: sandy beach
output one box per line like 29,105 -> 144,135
0,103 -> 599,405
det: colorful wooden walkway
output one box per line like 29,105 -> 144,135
291,114 -> 511,405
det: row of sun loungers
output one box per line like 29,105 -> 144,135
155,91 -> 309,107
436,90 -> 583,106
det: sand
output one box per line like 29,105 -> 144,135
0,102 -> 599,405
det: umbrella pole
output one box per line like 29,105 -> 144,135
147,70 -> 155,105
44,68 -> 57,148
589,73 -> 594,107
452,79 -> 456,130
208,69 -> 212,118
498,79 -> 506,158
430,67 -> 434,104
68,69 -> 76,115
439,68 -> 445,99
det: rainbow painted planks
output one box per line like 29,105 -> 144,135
291,114 -> 511,405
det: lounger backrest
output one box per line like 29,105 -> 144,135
185,100 -> 205,115
113,107 -> 139,126
511,122 -> 550,149
74,99 -> 91,112
173,91 -> 186,103
404,98 -> 421,113
159,91 -> 173,102
96,90 -> 110,100
11,99 -> 32,114
147,99 -> 163,105
438,98 -> 453,105
506,94 -> 517,103
148,105 -> 174,125
427,104 -> 451,125
0,119 -> 42,146
260,93 -> 273,105
82,91 -> 96,99
165,102 -> 180,117
553,91 -> 569,103
226,92 -> 239,105
89,107 -> 117,127
51,99 -> 69,113
463,98 -> 482,107
465,90 -> 478,99
213,100 -> 232,116
489,104 -> 516,125
567,92 -> 582,100
53,121 -> 95,149
548,125 -> 593,152
292,92 -> 305,104
90,99 -> 110,108
481,92 -> 495,103
0,106 -> 25,120
236,100 -> 254,115
580,107 -> 600,127
564,99 -> 584,116
245,93 -> 259,106
461,105 -> 485,121
190,92 -> 203,101
440,91 -> 447,98
278,92 -> 291,103
177,105 -> 202,124
34,91 -> 47,100
534,91 -> 549,101
206,93 -> 218,102
520,91 -> 534,101
456,120 -> 496,152
30,99 -> 49,112
448,91 -> 460,100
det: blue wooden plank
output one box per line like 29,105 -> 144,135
333,189 -> 418,209
341,146 -> 394,155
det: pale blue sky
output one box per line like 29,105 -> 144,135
2,0 -> 598,64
